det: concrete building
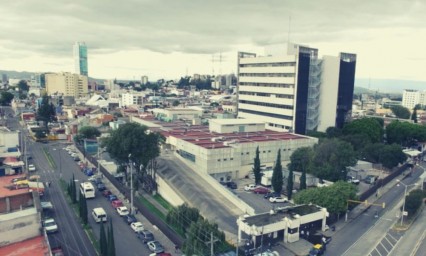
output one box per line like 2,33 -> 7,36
73,42 -> 88,76
237,204 -> 329,245
30,73 -> 42,87
237,43 -> 356,135
402,89 -> 426,109
161,119 -> 318,181
152,108 -> 202,122
45,72 -> 88,98
0,175 -> 41,248
121,92 -> 146,107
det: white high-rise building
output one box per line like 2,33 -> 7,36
121,92 -> 146,107
402,89 -> 426,109
237,43 -> 356,134
141,76 -> 148,85
45,72 -> 88,98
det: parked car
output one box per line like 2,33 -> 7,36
130,222 -> 144,232
28,164 -> 36,172
102,190 -> 112,197
107,194 -> 118,201
116,206 -> 129,216
73,156 -> 80,161
226,181 -> 237,189
253,187 -> 270,194
269,196 -> 288,203
43,218 -> 58,233
264,192 -> 281,199
111,200 -> 123,209
244,184 -> 257,191
137,230 -> 155,243
147,241 -> 164,253
364,175 -> 378,184
347,176 -> 360,185
123,214 -> 137,225
97,183 -> 106,191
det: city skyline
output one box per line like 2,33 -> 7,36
0,0 -> 425,81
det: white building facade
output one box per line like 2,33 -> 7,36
120,92 -> 146,107
402,89 -> 426,109
237,44 -> 356,135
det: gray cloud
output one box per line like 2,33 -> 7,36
1,0 -> 423,58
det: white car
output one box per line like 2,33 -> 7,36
28,164 -> 36,172
116,206 -> 129,216
130,222 -> 144,232
43,218 -> 58,233
244,184 -> 257,191
269,196 -> 288,203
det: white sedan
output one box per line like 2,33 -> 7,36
28,164 -> 36,172
130,222 -> 144,232
269,196 -> 288,203
244,184 -> 257,191
116,206 -> 129,216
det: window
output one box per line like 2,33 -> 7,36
230,158 -> 234,160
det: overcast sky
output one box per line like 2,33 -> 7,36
1,0 -> 425,82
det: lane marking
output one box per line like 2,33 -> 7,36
387,233 -> 398,243
410,230 -> 426,256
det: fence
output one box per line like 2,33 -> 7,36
75,144 -> 184,247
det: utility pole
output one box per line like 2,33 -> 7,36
205,232 -> 219,256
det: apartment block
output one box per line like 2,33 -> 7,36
45,72 -> 88,98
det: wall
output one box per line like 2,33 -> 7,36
156,175 -> 185,207
0,208 -> 40,247
175,152 -> 255,215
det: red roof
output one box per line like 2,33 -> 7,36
0,236 -> 49,256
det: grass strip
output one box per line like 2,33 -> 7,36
137,195 -> 166,222
43,147 -> 57,169
137,195 -> 186,238
59,179 -> 100,255
153,194 -> 174,212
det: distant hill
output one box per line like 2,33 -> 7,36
0,70 -> 104,83
356,78 -> 426,93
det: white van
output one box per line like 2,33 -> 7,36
92,207 -> 107,223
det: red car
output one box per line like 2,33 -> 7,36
111,200 -> 123,208
253,187 -> 270,194
102,190 -> 112,197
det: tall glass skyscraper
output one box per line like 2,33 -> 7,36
73,42 -> 88,76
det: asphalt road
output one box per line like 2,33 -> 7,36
7,106 -> 154,256
326,169 -> 423,256
6,106 -> 96,256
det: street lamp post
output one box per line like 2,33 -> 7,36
128,154 -> 134,215
397,179 -> 417,225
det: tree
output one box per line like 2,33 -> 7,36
77,126 -> 101,141
272,150 -> 284,195
81,193 -> 88,225
71,174 -> 77,204
294,181 -> 358,215
312,139 -> 357,181
0,91 -> 14,105
404,189 -> 425,218
378,144 -> 407,169
386,121 -> 426,146
172,100 -> 180,106
166,204 -> 201,234
100,221 -> 108,256
342,118 -> 383,143
107,220 -> 115,256
252,146 -> 261,185
288,147 -> 314,190
37,94 -> 56,128
183,218 -> 227,256
411,108 -> 418,123
102,123 -> 162,179
17,80 -> 29,92
391,105 -> 411,119
341,133 -> 372,152
325,127 -> 342,138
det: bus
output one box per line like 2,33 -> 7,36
80,182 -> 95,199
